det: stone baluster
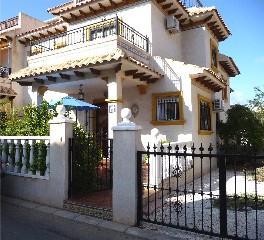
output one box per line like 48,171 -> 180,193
2,140 -> 8,171
21,140 -> 28,174
29,140 -> 35,175
45,140 -> 50,178
14,139 -> 21,173
0,139 -> 4,171
36,141 -> 41,176
8,140 -> 14,172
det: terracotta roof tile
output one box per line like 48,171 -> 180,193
10,48 -> 162,81
0,86 -> 17,96
187,6 -> 231,35
18,19 -> 67,37
47,1 -> 74,13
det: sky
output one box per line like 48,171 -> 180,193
0,0 -> 263,105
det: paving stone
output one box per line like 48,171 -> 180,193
36,205 -> 58,214
53,209 -> 80,220
100,220 -> 129,232
74,214 -> 103,226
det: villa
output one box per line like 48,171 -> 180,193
0,0 -> 239,146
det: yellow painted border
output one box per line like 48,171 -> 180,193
210,39 -> 219,72
198,94 -> 213,135
151,92 -> 185,126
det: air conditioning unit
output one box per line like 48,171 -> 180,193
166,16 -> 180,33
213,99 -> 225,112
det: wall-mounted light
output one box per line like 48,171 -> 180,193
78,84 -> 84,100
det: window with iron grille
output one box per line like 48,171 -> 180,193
199,98 -> 212,131
152,92 -> 184,125
90,23 -> 115,41
157,96 -> 180,121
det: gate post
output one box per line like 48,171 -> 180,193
48,105 -> 74,207
219,154 -> 227,237
112,108 -> 142,226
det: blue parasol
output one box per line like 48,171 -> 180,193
49,96 -> 99,111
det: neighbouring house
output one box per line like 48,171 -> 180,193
0,12 -> 45,109
5,0 -> 240,147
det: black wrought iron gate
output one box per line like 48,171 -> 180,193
137,144 -> 264,240
68,134 -> 113,199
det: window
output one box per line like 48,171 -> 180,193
88,20 -> 116,41
210,39 -> 218,71
152,92 -> 184,125
198,95 -> 212,134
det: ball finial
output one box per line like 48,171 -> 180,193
121,108 -> 132,123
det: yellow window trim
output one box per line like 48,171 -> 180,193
210,39 -> 219,72
151,91 -> 185,126
198,94 -> 213,135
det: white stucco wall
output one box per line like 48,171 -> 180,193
68,1 -> 152,40
150,3 -> 181,60
181,27 -> 211,68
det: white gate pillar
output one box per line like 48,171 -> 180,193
112,108 -> 142,226
48,105 -> 74,207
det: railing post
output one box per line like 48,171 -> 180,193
115,16 -> 119,36
146,36 -> 149,53
219,154 -> 227,237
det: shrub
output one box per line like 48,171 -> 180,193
0,101 -> 56,136
71,124 -> 103,195
218,105 -> 264,153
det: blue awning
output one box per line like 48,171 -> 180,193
49,96 -> 99,111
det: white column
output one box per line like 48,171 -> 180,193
112,108 -> 142,226
31,85 -> 48,105
107,72 -> 123,138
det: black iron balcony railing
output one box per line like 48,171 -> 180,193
0,66 -> 11,78
182,0 -> 203,8
30,17 -> 149,56
0,16 -> 19,31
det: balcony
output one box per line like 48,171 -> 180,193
182,0 -> 203,8
29,17 -> 149,57
0,66 -> 11,78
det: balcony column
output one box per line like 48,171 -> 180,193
107,72 -> 123,138
32,85 -> 48,105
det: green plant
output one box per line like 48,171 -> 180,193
37,142 -> 47,176
218,105 -> 264,153
248,87 -> 264,123
72,124 -> 103,194
0,101 -> 56,136
30,143 -> 39,174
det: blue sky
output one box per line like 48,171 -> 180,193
0,0 -> 263,105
